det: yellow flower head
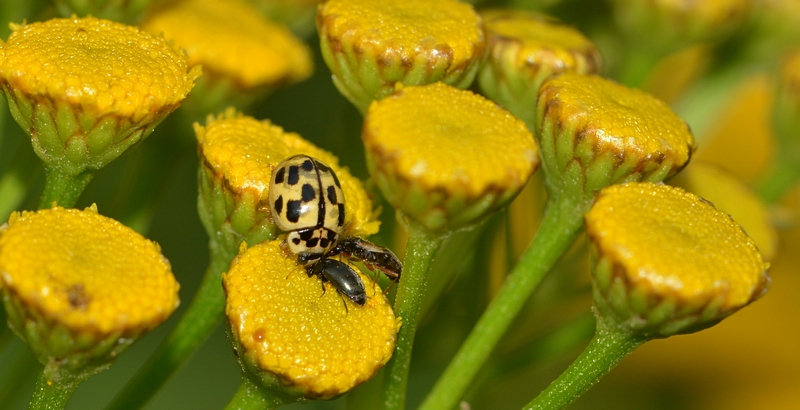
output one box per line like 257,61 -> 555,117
483,9 -> 601,76
195,109 -> 379,242
363,82 -> 538,233
536,74 -> 694,196
0,16 -> 200,176
0,205 -> 179,365
478,9 -> 602,125
0,16 -> 198,121
224,240 -> 398,399
317,0 -> 486,112
670,162 -> 777,261
585,182 -> 769,337
142,0 -> 312,91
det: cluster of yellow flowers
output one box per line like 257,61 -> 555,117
0,0 -> 795,409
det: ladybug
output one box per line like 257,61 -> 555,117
269,154 -> 345,265
270,154 -> 403,305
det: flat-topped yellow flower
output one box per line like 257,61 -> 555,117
586,182 -> 769,337
0,205 -> 179,370
224,240 -> 398,399
317,0 -> 486,113
536,73 -> 694,201
0,16 -> 198,122
196,109 -> 379,244
671,162 -> 777,261
363,82 -> 538,233
0,16 -> 200,207
143,0 -> 312,112
478,9 -> 601,125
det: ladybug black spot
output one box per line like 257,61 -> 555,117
337,204 -> 345,226
302,159 -> 314,171
331,171 -> 342,189
292,238 -> 301,245
327,185 -> 338,204
286,200 -> 302,222
327,230 -> 337,241
274,167 -> 285,184
302,184 -> 316,202
274,196 -> 283,215
319,238 -> 329,248
288,166 -> 300,185
300,230 -> 314,240
307,238 -> 319,247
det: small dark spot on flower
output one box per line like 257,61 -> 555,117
68,284 -> 89,310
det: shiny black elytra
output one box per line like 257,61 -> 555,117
307,258 -> 366,312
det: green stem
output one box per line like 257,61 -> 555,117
106,238 -> 239,410
523,315 -> 646,410
419,196 -> 584,410
38,169 -> 93,209
224,377 -> 284,410
383,221 -> 444,410
29,362 -> 86,410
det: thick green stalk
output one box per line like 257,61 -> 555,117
419,196 -> 584,410
106,238 -> 238,410
383,222 -> 444,410
38,169 -> 93,209
523,315 -> 645,409
225,377 -> 284,410
29,362 -> 87,410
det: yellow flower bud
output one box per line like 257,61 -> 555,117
536,74 -> 694,200
224,240 -> 399,399
0,205 -> 179,369
586,182 -> 769,337
0,16 -> 200,206
478,9 -> 601,125
195,108 -> 379,246
363,82 -> 538,234
317,0 -> 486,113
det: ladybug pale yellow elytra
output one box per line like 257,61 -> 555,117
269,154 -> 345,265
269,154 -> 403,306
